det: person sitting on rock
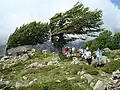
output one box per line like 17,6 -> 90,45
96,48 -> 102,66
85,47 -> 92,65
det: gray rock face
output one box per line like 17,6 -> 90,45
84,74 -> 93,84
20,54 -> 29,61
7,46 -> 31,56
93,80 -> 104,90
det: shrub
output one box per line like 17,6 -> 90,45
102,60 -> 120,74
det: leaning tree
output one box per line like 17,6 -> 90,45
49,3 -> 103,60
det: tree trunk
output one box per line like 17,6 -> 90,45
57,48 -> 66,60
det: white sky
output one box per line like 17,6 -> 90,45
0,0 -> 120,44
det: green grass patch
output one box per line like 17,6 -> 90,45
102,60 -> 120,74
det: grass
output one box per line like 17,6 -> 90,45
1,50 -> 120,90
102,60 -> 120,74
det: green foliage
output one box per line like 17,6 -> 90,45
65,64 -> 99,75
113,32 -> 120,49
82,30 -> 120,51
102,60 -> 120,74
7,21 -> 49,49
50,4 -> 103,59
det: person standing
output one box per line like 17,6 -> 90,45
85,47 -> 92,65
96,48 -> 102,66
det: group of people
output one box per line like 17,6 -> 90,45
63,46 -> 103,66
80,47 -> 102,66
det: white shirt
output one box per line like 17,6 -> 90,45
85,51 -> 91,59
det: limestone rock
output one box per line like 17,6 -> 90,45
15,82 -> 23,88
27,62 -> 45,68
67,77 -> 75,81
56,80 -> 61,82
20,54 -> 29,61
22,76 -> 27,80
112,70 -> 120,80
93,80 -> 104,90
47,60 -> 60,66
1,56 -> 9,61
71,57 -> 80,64
80,71 -> 85,75
104,48 -> 111,53
84,74 -> 93,84
0,81 -> 10,89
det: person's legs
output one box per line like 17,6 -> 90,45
97,57 -> 99,66
87,58 -> 92,65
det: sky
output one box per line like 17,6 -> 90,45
0,0 -> 120,44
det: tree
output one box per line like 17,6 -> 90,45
113,32 -> 120,49
82,30 -> 120,51
7,21 -> 49,49
50,3 -> 103,59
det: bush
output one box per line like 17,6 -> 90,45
7,21 -> 49,49
102,60 -> 120,74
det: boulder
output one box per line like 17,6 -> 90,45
15,82 -> 23,88
20,54 -> 29,61
7,46 -> 31,56
93,80 -> 104,90
71,57 -> 80,64
104,48 -> 111,53
84,74 -> 94,84
112,70 -> 120,80
102,56 -> 107,64
47,60 -> 60,66
1,56 -> 9,61
0,81 -> 10,89
26,62 -> 45,68
29,78 -> 37,85
67,77 -> 75,81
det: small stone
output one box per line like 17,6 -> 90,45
23,76 -> 27,80
90,82 -> 94,87
67,77 -> 75,80
56,80 -> 61,82
33,78 -> 37,82
80,76 -> 85,79
29,81 -> 34,85
15,82 -> 23,88
80,71 -> 85,75
77,71 -> 81,75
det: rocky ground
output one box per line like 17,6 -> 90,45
0,47 -> 120,90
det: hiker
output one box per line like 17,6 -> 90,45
63,47 -> 69,55
85,47 -> 92,65
81,48 -> 86,59
72,46 -> 76,53
96,48 -> 102,66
